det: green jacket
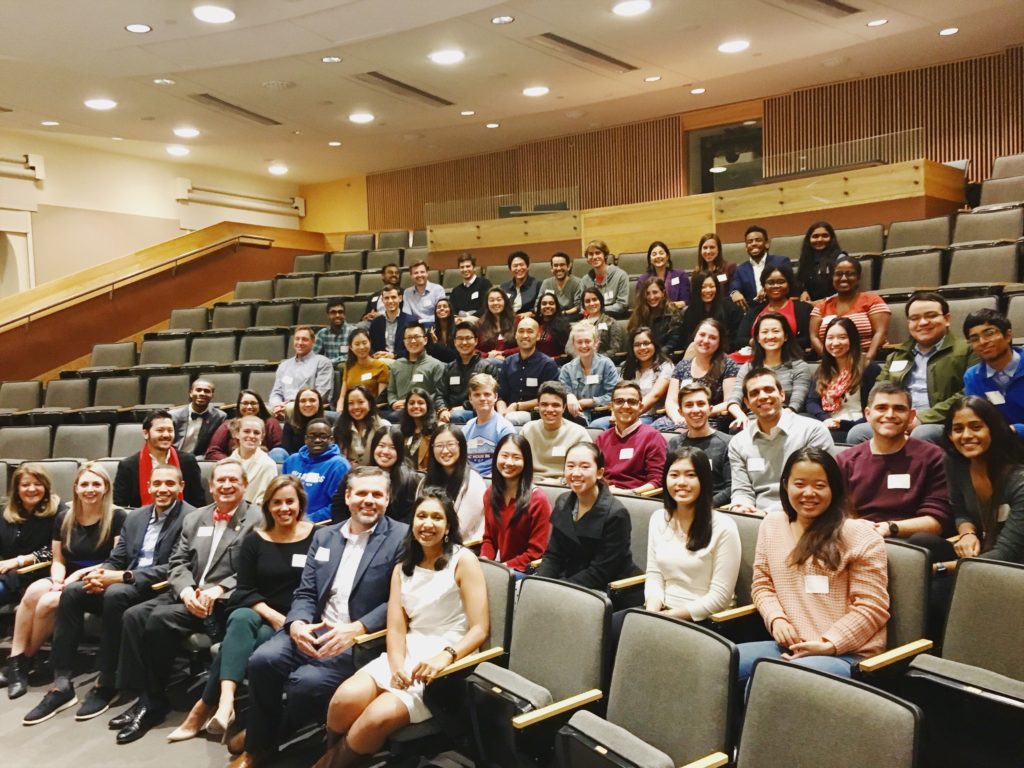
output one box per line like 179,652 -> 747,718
877,331 -> 975,424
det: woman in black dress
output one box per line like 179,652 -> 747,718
0,463 -> 66,606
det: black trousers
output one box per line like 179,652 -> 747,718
50,581 -> 151,688
118,592 -> 207,705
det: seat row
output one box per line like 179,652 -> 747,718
299,245 -> 429,274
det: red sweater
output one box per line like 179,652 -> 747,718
480,487 -> 552,572
595,423 -> 667,490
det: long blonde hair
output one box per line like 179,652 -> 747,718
3,463 -> 61,525
63,462 -> 116,551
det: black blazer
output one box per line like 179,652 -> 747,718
501,275 -> 541,315
535,485 -> 639,590
286,515 -> 408,633
113,451 -> 206,510
170,405 -> 227,456
102,499 -> 194,590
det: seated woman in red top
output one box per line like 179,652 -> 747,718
481,434 -> 551,577
809,255 -> 890,361
477,287 -> 518,359
534,290 -> 571,359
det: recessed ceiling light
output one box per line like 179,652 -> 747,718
460,110 -> 476,116
40,120 -> 60,127
690,87 -> 706,95
173,126 -> 200,138
153,78 -> 176,86
939,27 -> 959,36
328,141 -> 341,147
321,55 -> 342,64
613,1 -> 652,17
428,49 -> 465,65
717,39 -> 750,53
522,86 -> 549,97
193,5 -> 235,24
709,166 -> 727,174
125,23 -> 152,34
866,19 -> 888,27
486,122 -> 500,129
644,75 -> 662,83
743,120 -> 758,126
268,164 -> 288,176
166,145 -> 190,157
349,112 -> 375,124
491,15 -> 515,24
85,98 -> 117,111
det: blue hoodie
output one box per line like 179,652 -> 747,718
283,443 -> 350,523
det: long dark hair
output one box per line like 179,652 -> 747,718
236,389 -> 271,419
489,433 -> 535,527
424,424 -> 469,502
433,297 -> 454,346
944,396 -> 1024,545
682,272 -> 732,349
815,317 -> 866,396
581,286 -> 607,317
688,317 -> 728,384
288,387 -> 325,433
369,425 -> 420,521
401,486 -> 463,576
479,286 -> 516,345
334,385 -> 380,459
661,446 -> 714,551
797,220 -> 842,289
536,289 -> 571,349
399,387 -> 437,438
344,328 -> 371,371
695,233 -> 725,273
645,240 -> 675,273
565,441 -> 606,492
628,277 -> 674,334
779,448 -> 848,570
750,311 -> 802,367
620,326 -> 672,380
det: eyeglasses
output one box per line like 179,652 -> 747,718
612,397 -> 641,407
908,311 -> 945,325
306,433 -> 332,443
404,334 -> 426,341
433,441 -> 459,452
967,327 -> 1005,344
833,271 -> 858,279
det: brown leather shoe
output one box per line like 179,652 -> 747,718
226,729 -> 246,756
227,752 -> 261,768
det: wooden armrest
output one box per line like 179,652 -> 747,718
593,405 -> 610,413
434,646 -> 504,680
857,639 -> 933,673
608,574 -> 646,591
314,519 -> 332,527
16,560 -> 52,575
709,604 -> 756,623
511,689 -> 603,729
530,558 -> 543,569
152,581 -> 169,591
463,537 -> 483,549
354,628 -> 387,645
679,752 -> 730,768
636,486 -> 663,497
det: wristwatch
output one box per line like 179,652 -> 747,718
934,562 -> 948,575
888,522 -> 900,538
122,571 -> 136,585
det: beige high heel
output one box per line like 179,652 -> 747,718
166,700 -> 212,742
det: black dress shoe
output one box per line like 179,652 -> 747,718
7,656 -> 29,700
108,700 -> 145,730
116,704 -> 167,745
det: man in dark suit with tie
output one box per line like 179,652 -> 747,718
228,465 -> 407,768
113,409 -> 206,509
109,458 -> 262,744
170,378 -> 227,457
728,225 -> 790,309
20,464 -> 195,726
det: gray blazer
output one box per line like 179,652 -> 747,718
166,501 -> 263,599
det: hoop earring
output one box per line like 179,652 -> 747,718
443,532 -> 449,544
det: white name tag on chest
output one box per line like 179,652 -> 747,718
471,291 -> 479,300
604,291 -> 614,301
998,503 -> 1010,522
716,273 -> 727,283
889,360 -> 909,373
747,457 -> 766,472
361,372 -> 373,381
526,377 -> 538,387
585,374 -> 599,385
291,554 -> 307,569
552,446 -> 566,457
671,276 -> 680,285
315,547 -> 331,562
412,373 -> 424,383
449,376 -> 461,385
805,575 -> 829,594
619,447 -> 635,460
887,474 -> 911,490
986,390 -> 1006,405
197,526 -> 214,538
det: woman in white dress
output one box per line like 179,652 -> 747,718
314,487 -> 489,768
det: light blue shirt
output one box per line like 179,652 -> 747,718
987,350 -> 1021,391
403,282 -> 446,325
908,338 -> 944,411
137,508 -> 168,568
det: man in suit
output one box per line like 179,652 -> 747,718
228,465 -> 407,768
728,225 -> 789,310
109,458 -> 261,744
170,378 -> 227,456
114,409 -> 206,509
21,464 -> 195,726
368,285 -> 415,361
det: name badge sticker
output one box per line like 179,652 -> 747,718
887,474 -> 911,490
805,575 -> 829,594
552,446 -> 566,457
526,377 -> 538,387
197,526 -> 213,538
585,374 -> 599,385
412,373 -> 424,383
449,376 -> 461,385
889,360 -> 909,373
747,457 -> 766,472
671,276 -> 680,285
619,447 -> 635,460
998,503 -> 1010,522
471,291 -> 479,300
370,295 -> 379,304
360,372 -> 373,381
291,554 -> 307,569
716,274 -> 727,283
986,391 -> 1006,405
598,322 -> 608,331
604,291 -> 614,301
315,547 -> 331,562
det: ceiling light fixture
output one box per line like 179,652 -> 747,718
166,145 -> 190,157
40,120 -> 60,127
321,55 -> 342,64
939,27 -> 959,36
866,19 -> 887,27
328,141 -> 341,147
193,5 -> 236,24
717,39 -> 750,53
743,120 -> 758,126
125,23 -> 152,34
460,110 -> 476,116
486,122 -> 500,129
690,87 -> 706,95
612,1 -> 652,17
644,75 -> 662,82
709,166 -> 727,174
173,126 -> 200,138
491,15 -> 515,24
85,98 -> 118,110
428,49 -> 465,65
349,112 -> 375,124
153,78 -> 176,85
522,86 -> 549,97
268,163 -> 288,176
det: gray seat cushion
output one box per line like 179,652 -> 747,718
567,710 -> 674,768
473,661 -> 554,710
910,654 -> 1024,701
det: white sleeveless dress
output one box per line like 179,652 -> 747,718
361,546 -> 472,722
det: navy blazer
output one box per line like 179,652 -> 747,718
102,500 -> 194,590
368,312 -> 416,359
728,254 -> 791,304
286,515 -> 408,633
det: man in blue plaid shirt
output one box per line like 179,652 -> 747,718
313,298 -> 354,366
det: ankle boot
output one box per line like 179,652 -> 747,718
7,655 -> 29,699
313,736 -> 369,768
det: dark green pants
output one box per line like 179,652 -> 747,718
202,607 -> 275,705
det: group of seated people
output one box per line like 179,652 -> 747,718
1,225 -> 1023,764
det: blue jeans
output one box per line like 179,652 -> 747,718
268,447 -> 290,463
448,407 -> 473,425
737,640 -> 859,689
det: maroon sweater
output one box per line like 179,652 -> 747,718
594,423 -> 667,490
480,487 -> 552,572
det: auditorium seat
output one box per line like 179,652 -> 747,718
886,301 -> 910,345
0,426 -> 52,461
109,422 -> 144,458
946,296 -> 998,337
72,342 -> 138,380
328,250 -> 365,272
235,333 -> 287,364
344,233 -> 375,251
292,253 -> 327,274
366,248 -> 404,272
411,229 -> 427,247
441,269 -> 463,290
252,302 -> 296,331
79,376 -> 142,422
376,230 -> 410,249
246,371 -> 277,401
403,246 -> 428,266
344,300 -> 365,322
316,273 -> 357,298
952,208 -> 1023,248
572,258 -> 590,278
992,152 -> 1024,179
52,424 -> 111,461
486,265 -> 512,286
296,301 -> 328,326
528,261 -> 549,281
201,372 -> 242,408
181,335 -> 238,373
722,242 -> 748,261
26,379 -> 91,425
274,275 -> 316,300
557,611 -> 736,768
211,304 -> 254,331
0,382 -> 44,426
766,234 -> 802,261
882,216 -> 951,257
975,175 -> 1024,211
946,244 -> 1019,285
130,338 -> 188,377
616,252 -> 647,276
670,246 -> 697,268
131,374 -> 190,417
1006,294 -> 1024,343
32,459 -> 79,504
158,307 -> 210,338
707,510 -> 764,641
877,251 -> 943,291
837,224 -> 885,256
233,280 -> 274,302
856,254 -> 877,291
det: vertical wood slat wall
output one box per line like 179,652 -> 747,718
764,46 -> 1024,181
367,46 -> 1023,230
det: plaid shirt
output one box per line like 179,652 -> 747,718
313,323 -> 353,365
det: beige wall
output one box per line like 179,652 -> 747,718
300,175 -> 369,234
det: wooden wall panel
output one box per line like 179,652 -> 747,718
764,46 -> 1023,182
